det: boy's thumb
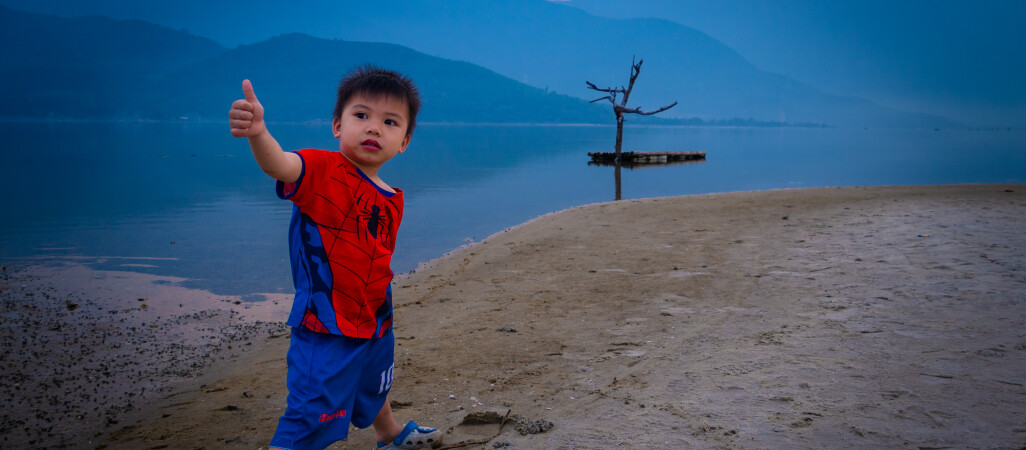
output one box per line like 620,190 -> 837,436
242,79 -> 259,102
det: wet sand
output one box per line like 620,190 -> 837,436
3,184 -> 1025,448
0,264 -> 291,448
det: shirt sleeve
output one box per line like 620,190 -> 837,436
276,149 -> 313,202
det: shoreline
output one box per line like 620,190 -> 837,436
400,183 -> 1017,279
3,184 -> 1025,448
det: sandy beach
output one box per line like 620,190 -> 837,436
3,184 -> 1025,448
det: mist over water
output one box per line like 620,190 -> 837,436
1,121 -> 1023,296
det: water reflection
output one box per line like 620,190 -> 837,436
587,152 -> 708,200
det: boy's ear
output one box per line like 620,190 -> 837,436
399,133 -> 411,153
332,117 -> 342,138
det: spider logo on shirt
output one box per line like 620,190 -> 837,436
357,204 -> 389,241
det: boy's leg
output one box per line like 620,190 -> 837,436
372,398 -> 403,443
271,327 -> 371,449
357,332 -> 442,448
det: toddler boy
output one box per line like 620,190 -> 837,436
229,67 -> 441,450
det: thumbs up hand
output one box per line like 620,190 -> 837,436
229,79 -> 266,138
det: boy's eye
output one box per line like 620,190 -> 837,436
385,119 -> 398,126
355,112 -> 368,119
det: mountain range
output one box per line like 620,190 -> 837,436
0,3 -> 958,128
0,5 -> 613,124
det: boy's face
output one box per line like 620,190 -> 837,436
332,93 -> 411,173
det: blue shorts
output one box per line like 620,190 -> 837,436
270,326 -> 395,450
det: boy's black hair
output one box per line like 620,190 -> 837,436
333,66 -> 421,136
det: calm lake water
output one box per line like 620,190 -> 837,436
1,122 -> 1024,297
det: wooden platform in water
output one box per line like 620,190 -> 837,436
588,151 -> 707,164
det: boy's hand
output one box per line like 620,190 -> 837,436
229,79 -> 300,183
229,79 -> 266,138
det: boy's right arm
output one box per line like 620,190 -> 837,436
229,79 -> 302,184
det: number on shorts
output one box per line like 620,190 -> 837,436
379,363 -> 394,394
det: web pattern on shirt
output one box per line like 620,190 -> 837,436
304,162 -> 399,336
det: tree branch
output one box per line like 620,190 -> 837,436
588,57 -> 676,118
585,81 -> 623,95
622,57 -> 643,105
616,101 -> 678,116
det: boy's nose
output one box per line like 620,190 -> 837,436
366,125 -> 382,136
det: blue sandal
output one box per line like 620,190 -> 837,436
377,420 -> 443,449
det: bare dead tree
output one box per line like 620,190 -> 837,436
586,57 -> 677,163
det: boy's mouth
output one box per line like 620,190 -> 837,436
361,139 -> 382,150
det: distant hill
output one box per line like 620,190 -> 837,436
0,5 -> 611,124
0,5 -> 226,118
0,3 -> 959,128
149,33 -> 612,124
0,0 -> 962,128
0,5 -> 224,74
319,0 -> 959,128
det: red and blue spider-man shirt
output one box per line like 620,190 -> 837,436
276,149 -> 403,339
